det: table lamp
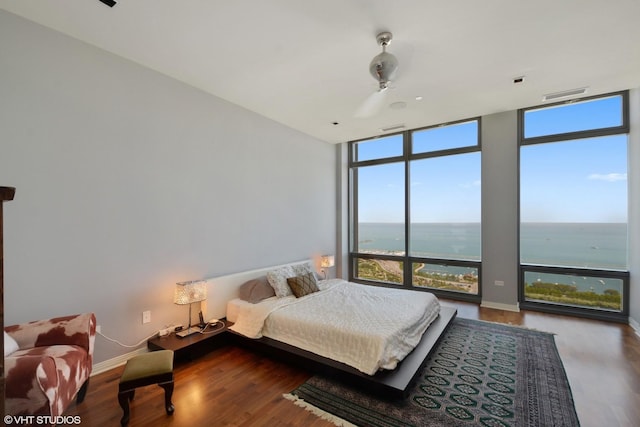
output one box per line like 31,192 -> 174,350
174,280 -> 207,337
320,255 -> 335,279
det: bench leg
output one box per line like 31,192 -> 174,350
77,379 -> 90,404
159,381 -> 175,415
118,390 -> 134,426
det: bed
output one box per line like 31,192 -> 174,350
204,260 -> 457,397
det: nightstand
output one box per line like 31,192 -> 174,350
147,320 -> 228,360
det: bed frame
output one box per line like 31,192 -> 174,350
203,260 -> 457,399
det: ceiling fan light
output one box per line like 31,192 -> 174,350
369,51 -> 398,87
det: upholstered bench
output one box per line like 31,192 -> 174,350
118,350 -> 175,426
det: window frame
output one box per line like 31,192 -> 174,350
519,91 -> 629,145
349,118 -> 482,302
517,91 -> 630,322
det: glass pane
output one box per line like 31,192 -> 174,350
412,120 -> 478,154
524,271 -> 623,312
524,95 -> 623,138
413,262 -> 478,294
354,134 -> 403,162
357,223 -> 405,255
356,258 -> 404,285
520,223 -> 627,269
356,162 -> 405,255
410,153 -> 481,260
520,135 -> 628,269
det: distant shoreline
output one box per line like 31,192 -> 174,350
358,259 -> 479,295
357,222 -> 627,271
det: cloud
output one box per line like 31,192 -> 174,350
588,173 -> 627,182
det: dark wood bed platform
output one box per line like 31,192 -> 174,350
227,305 -> 457,399
205,262 -> 458,399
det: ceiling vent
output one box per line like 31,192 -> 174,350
380,124 -> 406,132
542,87 -> 588,102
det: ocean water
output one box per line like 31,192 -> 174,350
357,222 -> 627,293
357,223 -> 481,259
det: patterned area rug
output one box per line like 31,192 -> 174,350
286,317 -> 580,427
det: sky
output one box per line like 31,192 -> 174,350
357,94 -> 628,223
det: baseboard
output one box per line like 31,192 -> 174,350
91,347 -> 149,376
480,301 -> 521,312
630,317 -> 640,339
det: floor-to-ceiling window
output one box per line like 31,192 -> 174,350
519,91 -> 630,321
350,119 -> 481,300
353,134 -> 406,285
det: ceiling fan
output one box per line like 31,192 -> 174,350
355,31 -> 400,118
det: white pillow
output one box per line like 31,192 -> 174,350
292,261 -> 314,276
266,261 -> 317,298
266,265 -> 295,297
4,331 -> 19,356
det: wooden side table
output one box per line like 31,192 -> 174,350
147,320 -> 228,359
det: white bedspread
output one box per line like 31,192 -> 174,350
228,279 -> 440,375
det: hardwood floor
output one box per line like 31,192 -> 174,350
65,300 -> 640,426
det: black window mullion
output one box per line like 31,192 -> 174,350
349,143 -> 358,280
404,130 -> 411,289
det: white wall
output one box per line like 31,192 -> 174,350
0,11 -> 335,363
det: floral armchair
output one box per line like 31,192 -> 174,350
4,313 -> 96,418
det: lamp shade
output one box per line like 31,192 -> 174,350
320,255 -> 335,268
174,280 -> 207,305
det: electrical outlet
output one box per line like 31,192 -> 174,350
96,325 -> 101,334
494,280 -> 505,287
142,310 -> 151,324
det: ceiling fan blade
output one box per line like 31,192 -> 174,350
354,90 -> 388,118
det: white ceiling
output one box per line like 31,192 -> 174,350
2,0 -> 640,144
